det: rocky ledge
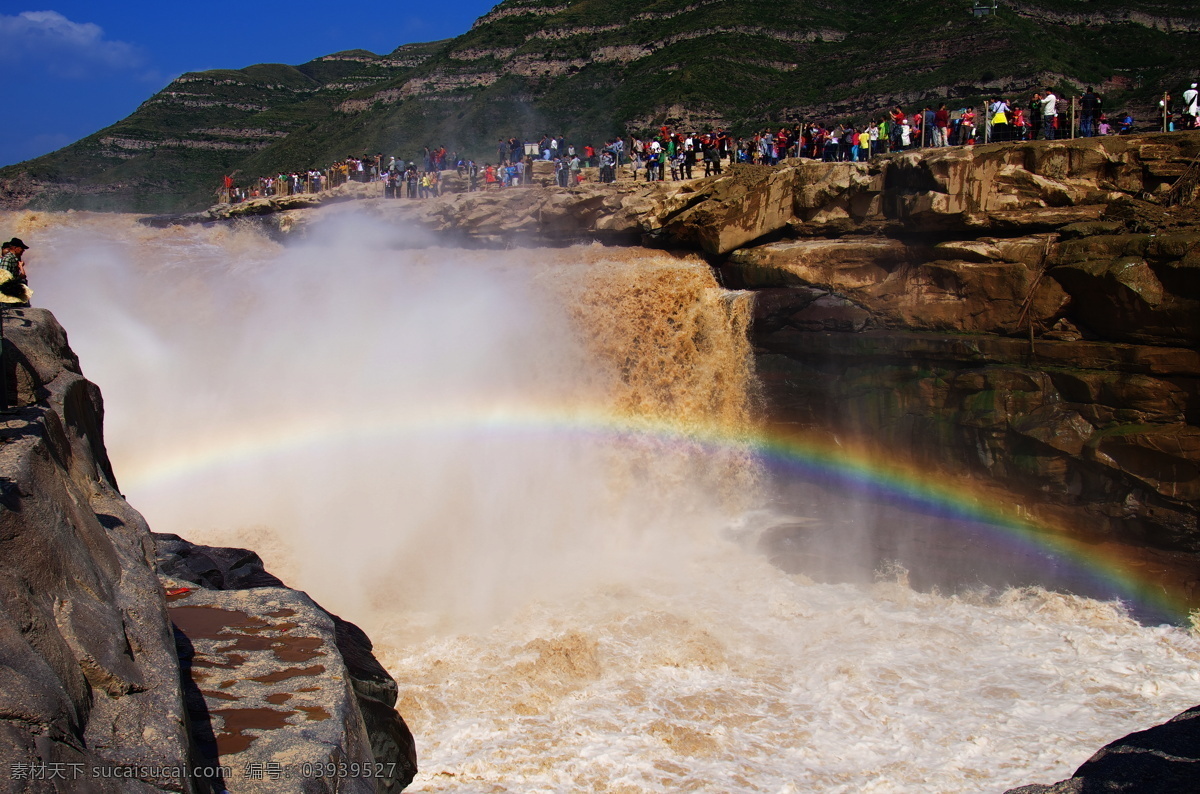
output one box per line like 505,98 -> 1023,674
0,308 -> 415,791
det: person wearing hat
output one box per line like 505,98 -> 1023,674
0,238 -> 30,306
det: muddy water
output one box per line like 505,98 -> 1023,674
7,209 -> 1199,793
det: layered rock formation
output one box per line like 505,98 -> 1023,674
724,134 -> 1200,559
0,309 -> 415,791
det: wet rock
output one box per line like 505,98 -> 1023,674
729,237 -> 914,290
755,327 -> 1200,552
1005,704 -> 1200,794
1089,424 -> 1200,503
1010,406 -> 1096,457
1058,220 -> 1127,239
1041,318 -> 1084,341
748,286 -> 829,333
1050,251 -> 1199,346
155,534 -> 284,590
788,294 -> 872,333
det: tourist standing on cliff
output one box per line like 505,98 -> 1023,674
0,239 -> 31,306
1028,93 -> 1043,140
1080,87 -> 1102,137
964,107 -> 979,144
1183,83 -> 1199,130
1041,89 -> 1059,140
888,107 -> 906,150
933,104 -> 950,146
990,98 -> 1012,142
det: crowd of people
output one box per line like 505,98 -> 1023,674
218,82 -> 1200,201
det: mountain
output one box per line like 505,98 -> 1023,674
3,0 -> 1200,213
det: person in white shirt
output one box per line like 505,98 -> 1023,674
1183,83 -> 1199,129
1040,89 -> 1058,140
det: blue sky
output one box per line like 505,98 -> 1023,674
0,1 -> 498,167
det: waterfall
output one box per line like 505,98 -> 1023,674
12,208 -> 1199,793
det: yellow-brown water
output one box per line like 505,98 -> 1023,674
8,209 -> 1199,793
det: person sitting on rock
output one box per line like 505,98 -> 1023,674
0,238 -> 32,307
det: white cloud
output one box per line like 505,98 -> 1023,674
0,10 -> 145,78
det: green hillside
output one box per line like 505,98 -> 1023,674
4,0 -> 1199,212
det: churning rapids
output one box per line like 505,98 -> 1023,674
8,209 -> 1199,793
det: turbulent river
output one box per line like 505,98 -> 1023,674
7,210 -> 1199,793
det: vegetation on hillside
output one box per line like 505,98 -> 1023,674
3,0 -> 1199,212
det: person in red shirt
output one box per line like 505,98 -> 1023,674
890,107 -> 906,149
934,104 -> 950,146
961,108 -> 977,145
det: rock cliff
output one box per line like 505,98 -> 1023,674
722,134 -> 1200,562
0,308 -> 415,791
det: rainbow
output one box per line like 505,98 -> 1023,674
119,405 -> 1196,625
751,429 -> 1196,626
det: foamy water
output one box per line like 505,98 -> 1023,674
7,209 -> 1198,793
381,568 -> 1199,793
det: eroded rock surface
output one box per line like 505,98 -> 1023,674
155,535 -> 418,793
166,586 -> 378,794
